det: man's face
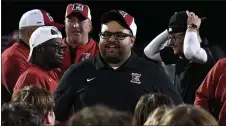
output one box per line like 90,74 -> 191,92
65,14 -> 91,44
38,38 -> 66,68
99,21 -> 135,64
21,26 -> 39,45
168,32 -> 185,54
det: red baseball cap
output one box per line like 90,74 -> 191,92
101,10 -> 137,37
19,9 -> 64,29
65,3 -> 91,20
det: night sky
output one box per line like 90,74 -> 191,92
2,1 -> 226,54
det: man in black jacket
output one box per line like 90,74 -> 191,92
53,10 -> 183,124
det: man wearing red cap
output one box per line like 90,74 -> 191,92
60,3 -> 99,76
54,10 -> 182,124
1,9 -> 63,102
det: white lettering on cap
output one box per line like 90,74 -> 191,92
72,4 -> 84,11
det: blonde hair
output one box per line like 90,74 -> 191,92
160,104 -> 218,125
144,106 -> 169,125
133,93 -> 174,125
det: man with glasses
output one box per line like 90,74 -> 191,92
14,26 -> 66,94
2,9 -> 63,102
53,10 -> 183,124
144,11 -> 217,104
60,3 -> 99,77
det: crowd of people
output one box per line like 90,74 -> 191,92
1,2 -> 226,126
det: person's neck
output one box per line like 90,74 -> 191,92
66,36 -> 89,47
108,52 -> 132,68
32,61 -> 53,71
20,37 -> 29,46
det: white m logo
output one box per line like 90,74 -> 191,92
72,4 -> 84,11
46,13 -> 54,21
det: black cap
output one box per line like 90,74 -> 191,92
168,11 -> 188,34
100,10 -> 137,36
101,10 -> 130,30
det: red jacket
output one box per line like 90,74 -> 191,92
195,58 -> 226,125
60,38 -> 99,77
14,64 -> 60,94
2,41 -> 30,94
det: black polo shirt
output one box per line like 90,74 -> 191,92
160,38 -> 214,104
54,52 -> 183,121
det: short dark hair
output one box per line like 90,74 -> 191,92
68,105 -> 132,126
1,101 -> 44,126
133,93 -> 175,125
12,85 -> 55,117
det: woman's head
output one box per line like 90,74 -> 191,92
133,93 -> 174,125
144,106 -> 169,125
160,104 -> 218,126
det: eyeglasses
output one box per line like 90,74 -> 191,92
167,33 -> 185,45
99,32 -> 133,40
40,44 -> 67,52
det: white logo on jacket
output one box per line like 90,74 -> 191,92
82,53 -> 91,61
87,77 -> 96,82
130,73 -> 141,84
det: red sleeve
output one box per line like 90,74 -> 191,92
13,71 -> 44,92
194,59 -> 225,111
2,55 -> 29,94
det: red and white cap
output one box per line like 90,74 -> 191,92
65,3 -> 91,20
27,26 -> 62,62
19,9 -> 63,29
101,10 -> 137,36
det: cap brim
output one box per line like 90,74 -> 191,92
27,48 -> 33,62
101,10 -> 130,30
66,11 -> 87,20
47,23 -> 64,30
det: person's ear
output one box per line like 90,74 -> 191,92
130,37 -> 135,48
88,20 -> 92,33
36,46 -> 45,54
28,27 -> 37,38
45,111 -> 55,125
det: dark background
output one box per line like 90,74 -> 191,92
2,1 -> 226,55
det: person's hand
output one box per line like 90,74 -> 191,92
186,11 -> 201,29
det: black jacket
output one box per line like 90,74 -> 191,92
54,52 -> 183,121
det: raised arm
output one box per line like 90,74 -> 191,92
183,12 -> 207,64
144,30 -> 169,62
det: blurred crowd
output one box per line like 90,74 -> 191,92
1,2 -> 226,126
2,30 -> 19,53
